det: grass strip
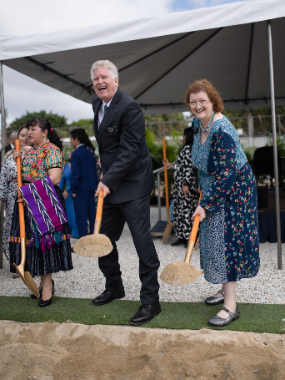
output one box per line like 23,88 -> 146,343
0,296 -> 284,334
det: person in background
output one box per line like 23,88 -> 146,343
187,79 -> 259,326
0,124 -> 30,270
59,150 -> 79,239
11,117 -> 73,307
162,127 -> 198,247
70,128 -> 98,238
0,132 -> 18,170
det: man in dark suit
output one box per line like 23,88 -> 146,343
91,60 -> 161,325
70,128 -> 98,238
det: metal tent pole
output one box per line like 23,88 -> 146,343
0,62 -> 6,269
268,20 -> 282,269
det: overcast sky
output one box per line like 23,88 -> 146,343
0,0 -> 245,126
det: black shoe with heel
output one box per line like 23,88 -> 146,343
39,281 -> 55,307
31,279 -> 54,299
171,238 -> 186,247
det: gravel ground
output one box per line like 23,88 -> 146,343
1,206 -> 285,304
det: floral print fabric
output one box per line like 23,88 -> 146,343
21,142 -> 64,182
192,115 -> 260,284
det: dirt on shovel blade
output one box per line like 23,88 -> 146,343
73,234 -> 113,257
160,261 -> 203,285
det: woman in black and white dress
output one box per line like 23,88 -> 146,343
163,127 -> 199,247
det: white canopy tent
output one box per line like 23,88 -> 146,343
0,0 -> 284,268
0,0 -> 285,113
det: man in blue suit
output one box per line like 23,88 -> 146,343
70,129 -> 98,238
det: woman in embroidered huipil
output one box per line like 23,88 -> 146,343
0,124 -> 30,264
10,117 -> 73,307
187,80 -> 259,327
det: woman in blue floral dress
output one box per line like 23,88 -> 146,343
186,80 -> 260,327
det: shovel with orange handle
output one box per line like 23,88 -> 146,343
73,184 -> 113,257
162,137 -> 173,244
160,192 -> 203,285
12,140 -> 40,298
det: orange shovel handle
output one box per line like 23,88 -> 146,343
16,140 -> 25,239
96,190 -> 104,222
162,138 -> 169,209
189,192 -> 203,243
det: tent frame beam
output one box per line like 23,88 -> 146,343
245,23 -> 254,105
0,62 -> 6,269
120,31 -> 194,72
268,19 -> 282,269
25,57 -> 93,95
135,27 -> 223,100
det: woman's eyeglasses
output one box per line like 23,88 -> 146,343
189,100 -> 209,107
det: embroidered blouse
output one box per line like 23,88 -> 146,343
21,142 -> 64,182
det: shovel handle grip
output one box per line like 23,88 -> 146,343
96,190 -> 104,221
162,138 -> 169,209
16,140 -> 25,239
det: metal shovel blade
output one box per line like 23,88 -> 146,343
73,189 -> 113,258
162,221 -> 173,244
12,238 -> 40,298
73,233 -> 113,257
160,261 -> 203,285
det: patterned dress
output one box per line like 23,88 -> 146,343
192,116 -> 260,284
172,145 -> 199,240
9,142 -> 73,277
0,153 -> 18,254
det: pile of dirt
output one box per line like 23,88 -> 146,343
73,234 -> 113,257
160,261 -> 203,285
0,320 -> 284,379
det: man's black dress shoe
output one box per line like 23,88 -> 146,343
92,286 -> 125,306
130,303 -> 161,325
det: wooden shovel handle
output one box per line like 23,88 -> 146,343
162,138 -> 169,209
189,191 -> 202,242
184,192 -> 202,263
16,140 -> 25,239
96,190 -> 104,221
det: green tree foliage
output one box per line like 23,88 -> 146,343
69,118 -> 93,127
145,112 -> 188,141
9,111 -> 68,131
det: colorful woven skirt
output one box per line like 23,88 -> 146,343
9,185 -> 73,277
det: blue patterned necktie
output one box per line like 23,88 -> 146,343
104,104 -> 108,116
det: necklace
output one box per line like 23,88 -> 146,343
199,112 -> 215,133
34,140 -> 49,150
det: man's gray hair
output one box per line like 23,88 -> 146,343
10,132 -> 17,139
90,60 -> 119,81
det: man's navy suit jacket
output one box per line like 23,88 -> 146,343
92,88 -> 154,204
71,145 -> 98,194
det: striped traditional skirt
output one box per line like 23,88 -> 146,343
9,185 -> 73,277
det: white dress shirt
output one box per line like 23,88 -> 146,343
97,98 -> 113,128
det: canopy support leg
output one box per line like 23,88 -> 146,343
0,62 -> 6,269
267,20 -> 282,269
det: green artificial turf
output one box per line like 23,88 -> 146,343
0,296 -> 284,334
